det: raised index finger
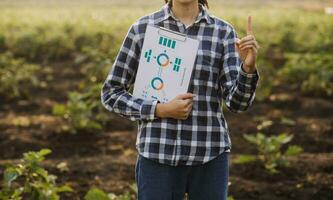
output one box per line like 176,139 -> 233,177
247,15 -> 253,35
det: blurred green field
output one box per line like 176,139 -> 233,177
0,0 -> 333,200
1,0 -> 332,98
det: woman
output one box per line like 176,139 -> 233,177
101,0 -> 260,199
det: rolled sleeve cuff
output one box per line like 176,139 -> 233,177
140,99 -> 159,121
239,63 -> 260,87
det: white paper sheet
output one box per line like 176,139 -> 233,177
133,25 -> 199,103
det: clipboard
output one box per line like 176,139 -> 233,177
132,25 -> 200,103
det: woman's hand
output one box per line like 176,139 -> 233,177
155,93 -> 195,120
236,16 -> 260,74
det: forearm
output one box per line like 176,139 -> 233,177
224,63 -> 259,113
101,82 -> 158,121
155,103 -> 170,118
242,63 -> 257,74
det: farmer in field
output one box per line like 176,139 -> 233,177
101,0 -> 259,199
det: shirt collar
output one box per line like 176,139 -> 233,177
154,3 -> 213,25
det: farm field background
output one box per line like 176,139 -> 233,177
0,0 -> 332,199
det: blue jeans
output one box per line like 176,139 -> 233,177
135,152 -> 230,200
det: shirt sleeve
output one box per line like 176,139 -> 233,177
101,23 -> 160,121
219,26 -> 260,113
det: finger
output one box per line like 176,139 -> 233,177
183,99 -> 192,107
247,15 -> 253,35
239,40 -> 256,47
184,99 -> 193,108
186,107 -> 192,115
180,114 -> 188,120
240,45 -> 258,53
177,93 -> 193,100
185,102 -> 193,111
240,43 -> 259,50
177,93 -> 195,100
240,44 -> 258,50
239,42 -> 259,49
240,35 -> 255,43
239,41 -> 259,49
236,38 -> 241,45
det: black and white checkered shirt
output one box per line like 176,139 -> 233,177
101,4 -> 259,166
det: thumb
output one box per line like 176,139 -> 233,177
235,38 -> 241,50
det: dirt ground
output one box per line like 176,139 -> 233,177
0,62 -> 332,200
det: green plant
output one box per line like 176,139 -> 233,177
227,196 -> 235,200
278,53 -> 333,97
75,47 -> 112,86
0,149 -> 72,200
234,132 -> 303,173
52,83 -> 108,133
280,117 -> 296,126
84,186 -> 133,200
84,188 -> 111,200
0,52 -> 40,99
113,192 -> 131,200
8,26 -> 74,62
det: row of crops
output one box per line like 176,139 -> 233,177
1,9 -> 332,133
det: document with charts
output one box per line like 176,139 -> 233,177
133,25 -> 200,103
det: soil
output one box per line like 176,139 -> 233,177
0,62 -> 332,200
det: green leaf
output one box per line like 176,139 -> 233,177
227,196 -> 235,200
39,149 -> 52,157
84,188 -> 110,200
233,155 -> 256,164
4,168 -> 19,187
87,121 -> 103,130
265,162 -> 278,174
35,168 -> 49,180
276,133 -> 293,144
129,183 -> 137,194
52,104 -> 67,116
243,134 -> 258,145
257,132 -> 266,141
280,117 -> 296,126
257,120 -> 273,130
56,185 -> 73,193
116,192 -> 131,200
285,145 -> 303,156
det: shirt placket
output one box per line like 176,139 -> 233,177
170,10 -> 201,33
171,18 -> 183,165
175,120 -> 182,165
167,10 -> 202,165
173,21 -> 196,165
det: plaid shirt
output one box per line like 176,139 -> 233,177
101,4 -> 259,166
